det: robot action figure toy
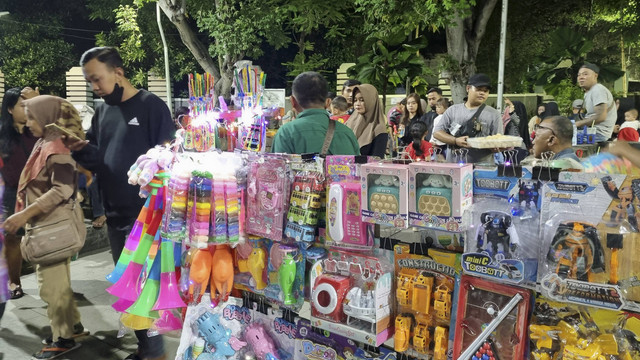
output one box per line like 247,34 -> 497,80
476,211 -> 520,260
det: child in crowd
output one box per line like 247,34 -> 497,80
330,96 -> 350,124
405,121 -> 433,161
617,108 -> 640,142
430,97 -> 450,147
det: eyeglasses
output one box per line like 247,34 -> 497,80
534,124 -> 556,136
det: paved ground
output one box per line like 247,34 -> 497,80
0,249 -> 180,360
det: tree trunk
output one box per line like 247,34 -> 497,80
445,0 -> 498,103
158,0 -> 221,83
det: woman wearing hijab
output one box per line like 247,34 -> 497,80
346,84 -> 389,158
3,95 -> 86,360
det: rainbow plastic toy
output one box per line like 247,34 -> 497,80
153,236 -> 186,310
106,197 -> 149,284
106,178 -> 165,301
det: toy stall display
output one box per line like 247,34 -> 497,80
538,172 -> 640,311
462,196 -> 541,286
393,244 -> 460,359
408,162 -> 473,232
361,163 -> 409,229
309,249 -> 394,347
452,275 -> 532,360
325,156 -> 376,250
529,295 -> 640,360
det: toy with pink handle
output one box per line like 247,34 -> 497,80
107,178 -> 164,301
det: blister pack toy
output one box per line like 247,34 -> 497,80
538,172 -> 640,310
408,162 -> 473,232
326,182 -> 375,250
176,296 -> 248,360
246,155 -> 290,241
263,241 -> 305,311
463,197 -> 540,286
234,238 -> 269,294
529,295 -> 640,360
361,163 -> 409,228
393,244 -> 460,359
473,167 -> 544,217
240,306 -> 296,360
309,249 -> 394,347
452,275 -> 531,360
284,170 -> 324,243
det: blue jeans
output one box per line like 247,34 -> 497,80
107,217 -> 165,358
594,133 -> 609,142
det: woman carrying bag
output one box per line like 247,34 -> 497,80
4,95 -> 87,360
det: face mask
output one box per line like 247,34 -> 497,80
102,83 -> 124,105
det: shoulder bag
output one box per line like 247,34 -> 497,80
455,104 -> 486,138
20,169 -> 86,266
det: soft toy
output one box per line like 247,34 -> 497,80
422,174 -> 452,188
375,175 -> 400,187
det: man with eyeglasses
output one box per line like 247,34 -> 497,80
433,73 -> 502,163
532,116 -> 581,163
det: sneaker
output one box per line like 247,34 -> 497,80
31,337 -> 81,360
42,323 -> 89,345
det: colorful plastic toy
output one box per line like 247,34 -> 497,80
278,246 -> 298,305
416,174 -> 453,216
394,315 -> 412,352
245,322 -> 280,360
476,211 -> 520,259
196,312 -> 235,357
210,244 -> 234,303
547,221 -> 605,282
247,247 -> 267,290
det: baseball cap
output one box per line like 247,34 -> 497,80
468,73 -> 491,89
572,99 -> 583,109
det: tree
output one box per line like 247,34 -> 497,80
444,0 -> 498,103
157,0 -> 288,100
348,31 -> 430,107
0,0 -> 87,95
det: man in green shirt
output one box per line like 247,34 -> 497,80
272,72 -> 360,155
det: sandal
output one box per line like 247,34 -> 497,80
32,338 -> 81,359
10,285 -> 24,300
92,215 -> 107,228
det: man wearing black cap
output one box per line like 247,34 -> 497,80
433,73 -> 502,163
576,63 -> 617,141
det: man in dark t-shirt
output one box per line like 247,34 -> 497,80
63,46 -> 173,360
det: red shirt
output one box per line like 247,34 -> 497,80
406,140 -> 434,161
330,114 -> 350,124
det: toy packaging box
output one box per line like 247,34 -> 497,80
530,295 -> 640,360
242,305 -> 297,360
408,162 -> 473,232
361,163 -> 409,228
325,155 -> 377,183
393,244 -> 461,359
472,166 -> 543,211
294,319 -> 397,360
539,172 -> 640,311
309,249 -> 394,347
452,275 -> 532,360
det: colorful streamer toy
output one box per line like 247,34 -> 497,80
185,73 -> 216,152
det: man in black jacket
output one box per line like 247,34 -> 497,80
63,46 -> 174,360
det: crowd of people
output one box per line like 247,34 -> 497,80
1,47 -> 640,360
275,64 -> 639,171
